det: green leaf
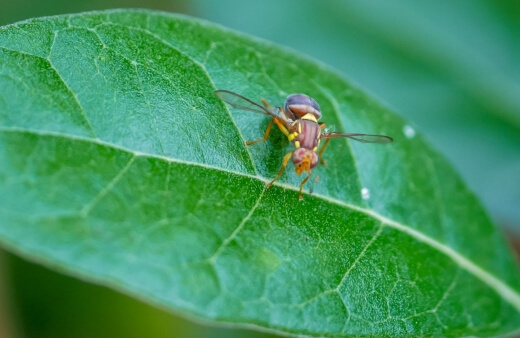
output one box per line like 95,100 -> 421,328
0,9 -> 519,336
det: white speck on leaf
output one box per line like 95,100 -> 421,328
361,187 -> 370,200
403,125 -> 416,139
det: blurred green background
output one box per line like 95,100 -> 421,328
0,0 -> 519,337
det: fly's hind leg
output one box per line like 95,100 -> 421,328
245,118 -> 275,146
317,123 -> 328,165
267,152 -> 293,188
318,138 -> 331,165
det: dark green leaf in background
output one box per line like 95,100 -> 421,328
0,10 -> 519,336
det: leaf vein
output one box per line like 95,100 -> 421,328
208,187 -> 266,263
0,45 -> 98,138
79,154 -> 136,216
336,225 -> 383,292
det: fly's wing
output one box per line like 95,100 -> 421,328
215,90 -> 287,124
321,132 -> 393,144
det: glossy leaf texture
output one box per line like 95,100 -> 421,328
0,10 -> 519,337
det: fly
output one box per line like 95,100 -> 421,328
215,90 -> 393,200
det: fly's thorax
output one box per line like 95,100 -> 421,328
284,94 -> 322,120
292,148 -> 318,175
290,119 -> 320,150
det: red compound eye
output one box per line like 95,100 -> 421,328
310,152 -> 319,168
292,148 -> 307,164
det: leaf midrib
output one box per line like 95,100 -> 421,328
2,125 -> 519,312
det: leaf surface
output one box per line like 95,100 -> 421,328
0,10 -> 519,336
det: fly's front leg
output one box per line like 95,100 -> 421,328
267,152 -> 293,188
245,118 -> 275,146
318,138 -> 331,165
298,171 -> 312,201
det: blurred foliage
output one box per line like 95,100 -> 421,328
0,0 -> 187,25
0,1 -> 519,337
2,251 -> 274,338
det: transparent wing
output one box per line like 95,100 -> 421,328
215,90 -> 285,121
321,132 -> 393,144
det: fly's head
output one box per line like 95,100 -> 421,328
292,148 -> 318,175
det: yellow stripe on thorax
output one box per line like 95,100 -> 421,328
288,115 -> 317,143
301,113 -> 317,123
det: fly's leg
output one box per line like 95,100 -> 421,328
273,117 -> 290,137
246,117 -> 289,145
261,98 -> 293,135
246,118 -> 275,145
318,138 -> 331,165
317,123 -> 328,165
267,152 -> 293,188
261,98 -> 273,110
298,171 -> 312,201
